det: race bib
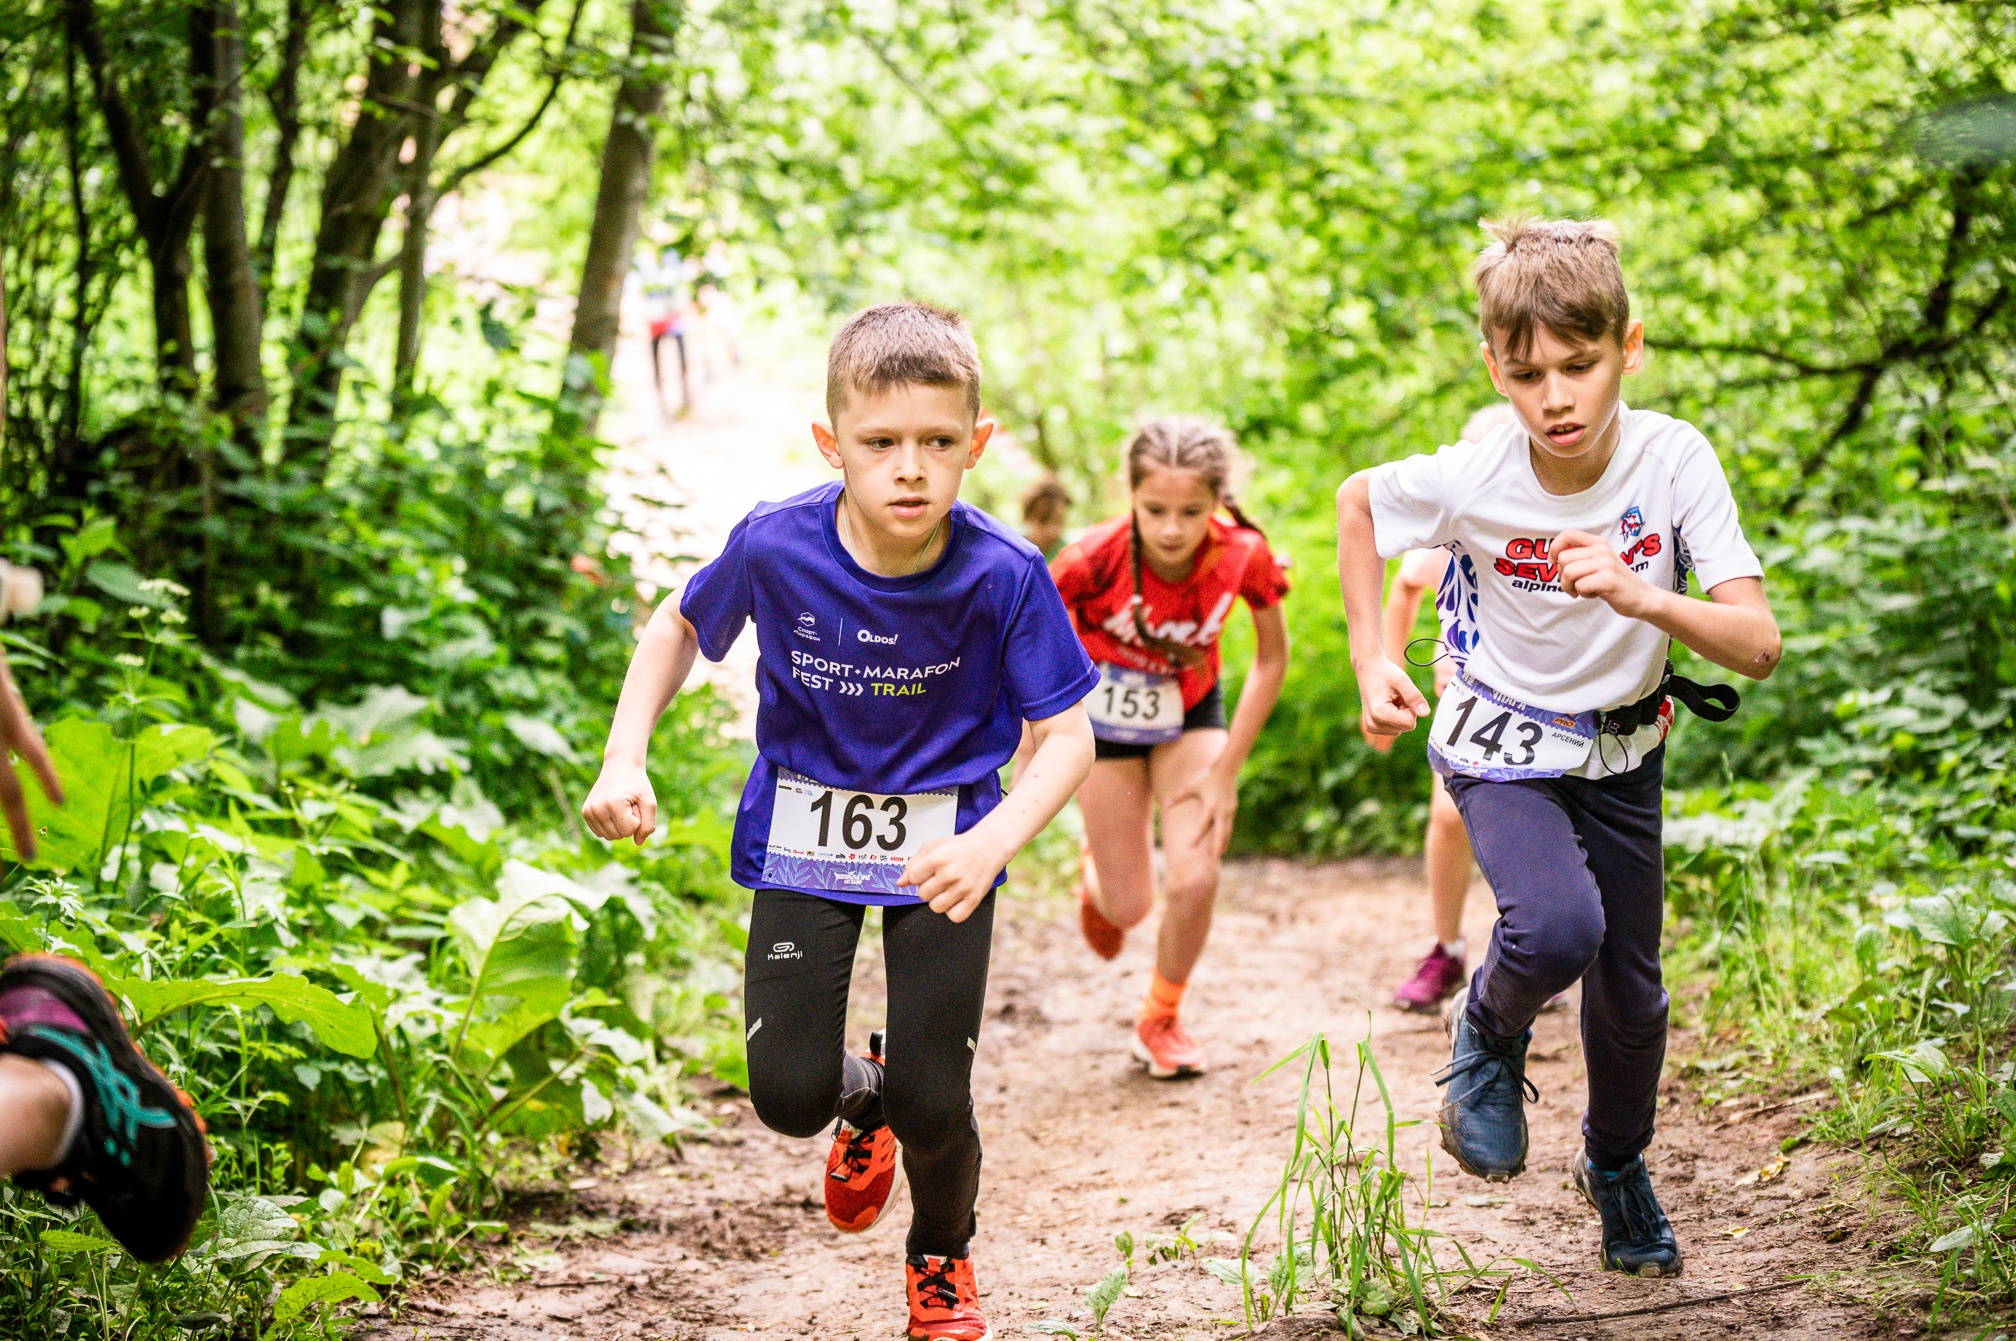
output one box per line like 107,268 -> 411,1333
1086,662 -> 1185,744
762,771 -> 958,896
1427,676 -> 1597,781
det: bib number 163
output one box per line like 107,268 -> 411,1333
763,771 -> 959,896
807,789 -> 910,852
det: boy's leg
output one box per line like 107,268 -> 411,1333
0,1054 -> 73,1175
1446,777 -> 1606,1039
1560,759 -> 1669,1169
881,892 -> 996,1258
743,890 -> 878,1138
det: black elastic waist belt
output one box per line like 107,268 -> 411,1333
1597,660 -> 1741,737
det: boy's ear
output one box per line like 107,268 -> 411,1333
1479,340 -> 1509,396
965,416 -> 996,468
1619,320 -> 1646,375
811,420 -> 844,470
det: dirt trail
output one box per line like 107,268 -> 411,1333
363,857 -> 1897,1341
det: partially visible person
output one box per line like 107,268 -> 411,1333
1052,418 -> 1289,1079
1020,474 -> 1073,560
1370,403 -> 1513,1012
0,564 -> 211,1265
635,247 -> 693,416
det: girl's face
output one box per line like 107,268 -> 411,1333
1131,467 -> 1219,574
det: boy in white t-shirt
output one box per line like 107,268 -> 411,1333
1335,217 -> 1782,1279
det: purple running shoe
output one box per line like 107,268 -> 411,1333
1394,943 -> 1466,1013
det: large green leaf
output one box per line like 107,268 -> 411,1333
113,974 -> 377,1058
447,866 -> 582,1061
0,719 -> 215,871
273,1272 -> 380,1321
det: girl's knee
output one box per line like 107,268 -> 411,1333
883,1083 -> 974,1155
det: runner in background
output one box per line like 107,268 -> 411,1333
1051,418 -> 1289,1078
633,247 -> 692,417
1370,404 -> 1514,1012
1019,475 -> 1073,561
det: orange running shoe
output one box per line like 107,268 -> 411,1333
1131,1012 -> 1207,1079
1075,842 -> 1123,960
824,1030 -> 899,1233
906,1252 -> 990,1341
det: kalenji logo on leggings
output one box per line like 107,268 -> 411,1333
767,941 -> 803,961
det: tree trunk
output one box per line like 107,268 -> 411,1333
195,0 -> 267,442
64,0 -> 208,399
392,0 -> 446,411
254,0 -> 312,302
282,0 -> 424,463
560,0 -> 680,435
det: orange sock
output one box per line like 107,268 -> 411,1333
1141,971 -> 1187,1021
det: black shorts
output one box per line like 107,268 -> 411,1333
1093,681 -> 1227,760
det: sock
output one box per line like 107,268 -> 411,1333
836,1051 -> 885,1131
1140,971 -> 1186,1021
1587,1147 -> 1635,1174
1438,937 -> 1467,960
34,1059 -> 84,1170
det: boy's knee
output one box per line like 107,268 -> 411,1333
747,1066 -> 839,1140
1518,909 -> 1605,987
883,1082 -> 973,1155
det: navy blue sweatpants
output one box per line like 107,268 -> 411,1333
1444,748 -> 1668,1169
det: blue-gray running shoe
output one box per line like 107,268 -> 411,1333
1573,1155 -> 1684,1278
1434,984 -> 1535,1181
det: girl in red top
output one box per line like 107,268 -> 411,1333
1050,418 -> 1290,1078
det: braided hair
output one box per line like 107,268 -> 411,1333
1123,416 -> 1264,669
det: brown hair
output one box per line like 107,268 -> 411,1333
1471,215 -> 1631,359
825,301 -> 982,423
1020,474 -> 1072,524
1122,416 -> 1263,668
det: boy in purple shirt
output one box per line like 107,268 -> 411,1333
584,302 -> 1097,1341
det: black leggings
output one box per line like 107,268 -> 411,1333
743,889 -> 995,1257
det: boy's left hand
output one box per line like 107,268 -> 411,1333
1169,763 -> 1239,857
1553,529 -> 1654,617
900,830 -> 1012,923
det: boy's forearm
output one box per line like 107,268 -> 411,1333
1635,581 -> 1781,681
1335,474 -> 1389,668
973,709 -> 1094,861
603,600 -> 702,765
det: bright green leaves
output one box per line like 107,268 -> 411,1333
448,860 -> 587,1064
273,1271 -> 382,1321
113,974 -> 378,1058
0,718 -> 215,871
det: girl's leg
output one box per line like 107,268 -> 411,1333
1147,728 -> 1231,986
1426,773 -> 1474,946
742,890 -> 874,1138
881,892 -> 996,1258
1077,757 -> 1156,930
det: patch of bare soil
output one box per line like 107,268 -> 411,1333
360,858 -> 1911,1341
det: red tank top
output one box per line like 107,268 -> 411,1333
1049,514 -> 1290,710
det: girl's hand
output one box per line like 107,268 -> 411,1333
582,762 -> 658,845
901,830 -> 1012,923
1356,657 -> 1430,738
1552,529 -> 1652,617
1170,763 -> 1240,857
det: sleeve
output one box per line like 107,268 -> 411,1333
1003,558 -> 1100,721
1366,447 -> 1462,558
1047,540 -> 1091,608
677,513 -> 756,662
1238,536 -> 1291,609
1670,435 -> 1763,593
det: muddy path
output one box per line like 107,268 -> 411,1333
362,858 -> 1903,1341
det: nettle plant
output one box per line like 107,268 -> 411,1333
0,592 -> 741,1336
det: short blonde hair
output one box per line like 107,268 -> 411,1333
1471,216 -> 1631,358
825,301 -> 982,423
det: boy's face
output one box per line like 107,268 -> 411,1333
812,382 -> 992,543
1481,320 -> 1645,469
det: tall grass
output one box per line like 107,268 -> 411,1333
1228,1031 -> 1541,1337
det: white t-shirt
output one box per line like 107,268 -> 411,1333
1369,405 -> 1762,723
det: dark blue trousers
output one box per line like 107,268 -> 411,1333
1445,748 -> 1668,1169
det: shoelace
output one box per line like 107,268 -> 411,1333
1433,1040 -> 1539,1113
1600,1166 -> 1669,1247
913,1262 -> 961,1313
833,1125 -> 879,1181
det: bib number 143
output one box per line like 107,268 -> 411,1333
763,771 -> 958,896
1427,680 -> 1594,779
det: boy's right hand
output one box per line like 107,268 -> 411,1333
582,762 -> 657,845
1355,657 -> 1430,739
